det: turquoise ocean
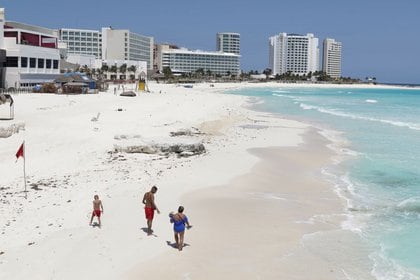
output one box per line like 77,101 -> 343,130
231,86 -> 420,279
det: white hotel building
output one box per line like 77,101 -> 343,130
269,33 -> 319,76
101,27 -> 153,70
59,28 -> 102,59
216,32 -> 240,55
156,32 -> 241,76
58,27 -> 154,70
0,8 -> 60,88
160,47 -> 240,76
322,38 -> 342,78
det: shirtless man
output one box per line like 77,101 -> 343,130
142,186 -> 160,235
89,195 -> 104,227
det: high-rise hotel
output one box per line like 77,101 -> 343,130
58,27 -> 154,70
322,38 -> 342,78
216,32 -> 240,55
156,33 -> 241,76
59,28 -> 102,59
269,33 -> 319,76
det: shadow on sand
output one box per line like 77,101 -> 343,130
166,241 -> 190,251
141,227 -> 157,237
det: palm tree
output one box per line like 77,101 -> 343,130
119,63 -> 127,74
163,67 -> 173,79
101,64 -> 109,73
128,65 -> 136,73
91,68 -> 97,79
128,65 -> 137,80
81,65 -> 92,78
110,65 -> 118,73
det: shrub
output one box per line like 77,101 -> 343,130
41,83 -> 57,93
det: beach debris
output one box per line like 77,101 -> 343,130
30,183 -> 43,191
120,91 -> 136,97
28,242 -> 35,246
0,251 -> 4,255
114,134 -> 142,140
91,112 -> 101,122
170,127 -> 203,137
114,142 -> 205,157
0,122 -> 25,138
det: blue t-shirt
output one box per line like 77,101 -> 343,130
170,214 -> 188,232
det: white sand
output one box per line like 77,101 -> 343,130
0,81 -> 391,279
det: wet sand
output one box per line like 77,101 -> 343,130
126,129 -> 374,279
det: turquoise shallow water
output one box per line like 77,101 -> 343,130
230,86 -> 420,279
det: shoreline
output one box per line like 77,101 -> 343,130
126,128 -> 374,279
0,82 -> 380,279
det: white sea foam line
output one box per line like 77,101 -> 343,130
272,93 -> 297,99
300,103 -> 420,130
369,249 -> 419,280
272,90 -> 291,93
299,103 -> 420,131
320,168 -> 368,234
365,99 -> 378,103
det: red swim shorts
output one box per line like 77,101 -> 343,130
93,210 -> 101,217
145,207 -> 154,220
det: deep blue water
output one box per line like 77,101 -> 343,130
231,86 -> 420,279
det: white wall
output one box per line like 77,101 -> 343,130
67,54 -> 96,67
4,38 -> 60,87
101,28 -> 126,60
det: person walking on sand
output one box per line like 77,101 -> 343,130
169,206 -> 192,251
89,195 -> 104,227
142,186 -> 160,235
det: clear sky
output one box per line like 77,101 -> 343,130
2,0 -> 419,84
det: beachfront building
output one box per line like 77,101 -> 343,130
153,43 -> 178,71
0,8 -> 60,89
216,32 -> 240,55
94,59 -> 147,80
322,38 -> 342,78
269,33 -> 319,76
59,28 -> 102,59
159,46 -> 241,76
62,52 -> 147,81
101,27 -> 153,70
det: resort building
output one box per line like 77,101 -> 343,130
216,32 -> 240,55
101,27 -> 153,70
159,46 -> 240,76
153,43 -> 178,71
322,38 -> 342,78
0,8 -> 60,88
269,33 -> 319,76
59,28 -> 102,59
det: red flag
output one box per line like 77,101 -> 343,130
16,142 -> 24,159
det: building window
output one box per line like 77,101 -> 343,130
53,60 -> 59,69
21,57 -> 28,68
30,58 -> 36,68
46,59 -> 52,69
38,58 -> 44,68
6,56 -> 18,67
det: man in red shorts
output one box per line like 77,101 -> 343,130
89,194 -> 104,227
142,186 -> 160,235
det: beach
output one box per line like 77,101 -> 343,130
0,82 -> 402,279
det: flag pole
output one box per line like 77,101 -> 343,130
23,141 -> 27,199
